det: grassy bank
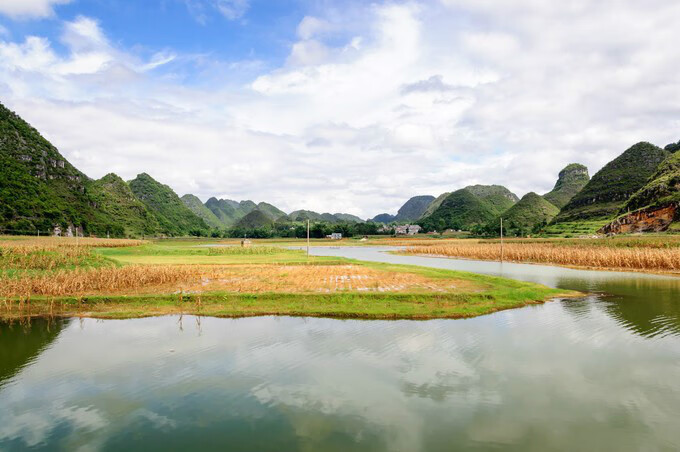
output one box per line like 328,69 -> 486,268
0,272 -> 575,321
0,236 -> 577,321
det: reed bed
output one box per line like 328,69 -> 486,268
0,264 -> 473,298
405,242 -> 680,272
0,265 -> 218,297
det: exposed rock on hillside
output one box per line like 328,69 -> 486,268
543,163 -> 590,209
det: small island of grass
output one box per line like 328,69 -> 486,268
0,236 -> 579,321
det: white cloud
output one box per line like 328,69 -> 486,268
0,0 -> 71,19
1,1 -> 680,217
184,0 -> 249,24
297,16 -> 332,40
215,0 -> 249,20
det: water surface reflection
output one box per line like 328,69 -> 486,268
0,310 -> 679,451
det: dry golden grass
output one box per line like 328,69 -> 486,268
0,264 -> 477,298
405,242 -> 680,272
0,244 -> 97,270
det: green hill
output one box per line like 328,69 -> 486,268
333,213 -> 364,223
394,195 -> 435,221
665,139 -> 680,153
419,189 -> 497,231
204,198 -> 274,226
235,209 -> 275,229
0,102 -> 134,235
257,202 -> 287,221
320,213 -> 340,223
205,197 -> 241,226
554,142 -> 670,223
181,194 -> 223,229
287,210 -> 362,223
625,152 -> 680,211
370,213 -> 396,223
494,192 -> 560,236
464,185 -> 518,215
599,152 -> 680,234
421,192 -> 450,218
288,210 -> 324,222
543,163 -> 590,209
129,173 -> 207,236
90,173 -> 161,237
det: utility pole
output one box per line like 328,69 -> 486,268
500,217 -> 504,263
306,220 -> 310,258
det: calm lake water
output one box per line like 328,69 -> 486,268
1,247 -> 679,451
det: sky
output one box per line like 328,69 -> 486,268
1,0 -> 679,218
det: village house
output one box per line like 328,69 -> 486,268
395,225 -> 421,235
326,232 -> 342,240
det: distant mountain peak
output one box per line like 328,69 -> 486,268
543,163 -> 589,209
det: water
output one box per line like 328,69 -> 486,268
1,247 -> 679,451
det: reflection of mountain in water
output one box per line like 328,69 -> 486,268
0,318 -> 68,388
597,279 -> 680,339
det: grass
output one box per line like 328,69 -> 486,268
541,220 -> 611,237
0,236 -> 577,321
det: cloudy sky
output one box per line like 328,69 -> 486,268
1,0 -> 679,218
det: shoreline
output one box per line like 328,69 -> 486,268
0,287 -> 582,321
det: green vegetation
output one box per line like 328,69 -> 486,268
541,220 -> 610,237
205,197 -> 246,226
235,209 -> 276,229
13,281 -> 573,320
257,202 -> 287,220
543,163 -> 590,209
394,195 -> 435,221
332,213 -> 365,223
554,142 -> 670,223
181,194 -> 223,228
464,185 -> 519,215
419,188 -> 498,232
288,210 -> 364,224
0,102 -> 128,236
625,151 -> 680,211
665,139 -> 680,153
421,192 -> 450,218
490,192 -> 560,236
96,242 -> 341,265
129,173 -> 208,236
288,210 -> 325,222
370,213 -> 396,223
91,174 -> 162,237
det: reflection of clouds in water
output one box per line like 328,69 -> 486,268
0,309 -> 679,450
0,403 -> 106,448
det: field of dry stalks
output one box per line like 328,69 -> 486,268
0,263 -> 478,298
404,241 -> 680,272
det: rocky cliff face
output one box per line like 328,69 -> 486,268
599,203 -> 679,234
543,163 -> 590,209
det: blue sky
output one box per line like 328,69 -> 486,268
1,0 -> 679,217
